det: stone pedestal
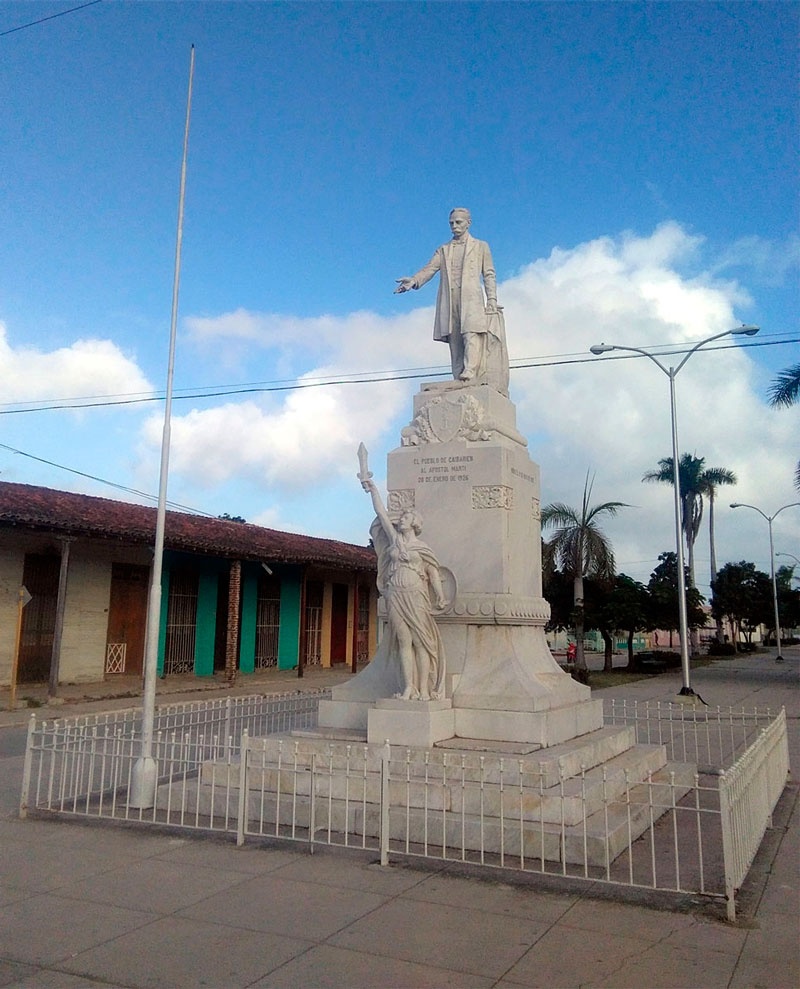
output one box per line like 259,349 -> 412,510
367,698 -> 455,747
318,378 -> 599,748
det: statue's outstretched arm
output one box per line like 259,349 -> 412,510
394,249 -> 442,294
361,478 -> 395,543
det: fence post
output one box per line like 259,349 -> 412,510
718,769 -> 737,922
309,752 -> 317,854
18,713 -> 37,819
236,729 -> 249,847
380,739 -> 391,866
224,697 -> 232,756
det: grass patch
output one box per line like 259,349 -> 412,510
588,670 -> 654,689
587,656 -> 713,690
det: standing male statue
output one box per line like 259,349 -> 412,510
395,208 -> 507,392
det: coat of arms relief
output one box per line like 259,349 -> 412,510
401,394 -> 492,446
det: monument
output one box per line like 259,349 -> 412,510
174,209 -> 694,867
317,209 -> 602,748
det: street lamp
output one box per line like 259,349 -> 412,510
730,502 -> 800,661
589,325 -> 760,699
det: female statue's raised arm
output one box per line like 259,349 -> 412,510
361,478 -> 395,544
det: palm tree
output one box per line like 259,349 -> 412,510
768,363 -> 800,491
703,467 -> 737,585
704,468 -> 737,642
642,454 -> 735,590
541,474 -> 627,671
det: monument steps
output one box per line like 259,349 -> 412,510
155,760 -> 694,868
194,734 -> 670,827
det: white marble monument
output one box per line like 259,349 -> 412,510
318,209 -> 602,748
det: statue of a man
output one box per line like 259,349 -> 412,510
395,208 -> 501,384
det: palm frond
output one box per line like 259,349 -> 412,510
768,363 -> 800,409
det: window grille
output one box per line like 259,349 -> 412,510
105,642 -> 126,674
304,580 -> 323,666
255,577 -> 281,669
164,571 -> 198,674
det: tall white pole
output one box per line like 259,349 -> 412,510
130,45 -> 195,808
767,517 -> 783,661
668,370 -> 692,693
589,326 -> 759,701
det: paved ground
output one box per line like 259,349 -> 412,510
0,650 -> 797,988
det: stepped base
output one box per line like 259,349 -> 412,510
161,725 -> 697,867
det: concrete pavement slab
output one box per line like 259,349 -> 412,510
152,834 -> 303,875
729,945 -> 800,989
402,869 -> 579,923
10,969 -> 120,988
266,845 -> 439,896
60,857 -> 253,915
500,925 -> 654,987
0,958 -> 37,987
59,914 -> 313,989
0,892 -> 156,966
250,942 -> 496,988
177,872 -> 390,940
329,895 -> 548,979
558,897 -> 699,940
588,938 -> 737,988
0,838 -> 142,895
0,884 -> 34,909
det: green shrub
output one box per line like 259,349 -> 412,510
706,642 -> 737,656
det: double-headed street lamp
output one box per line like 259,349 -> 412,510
730,502 -> 800,661
590,325 -> 760,699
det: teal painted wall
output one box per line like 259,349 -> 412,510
277,567 -> 302,670
239,567 -> 258,674
194,571 -> 218,676
157,565 -> 170,676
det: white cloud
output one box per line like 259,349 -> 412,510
0,321 -> 153,405
710,232 -> 800,285
144,223 -> 797,585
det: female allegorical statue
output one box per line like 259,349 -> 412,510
360,474 -> 447,702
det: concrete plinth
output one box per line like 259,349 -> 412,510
368,698 -> 455,747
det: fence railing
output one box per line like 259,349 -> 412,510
19,695 -> 788,922
603,698 -> 775,770
719,708 -> 791,920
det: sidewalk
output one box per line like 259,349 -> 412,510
0,664 -> 357,729
0,651 -> 797,988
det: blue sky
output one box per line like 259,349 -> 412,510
1,1 -> 798,596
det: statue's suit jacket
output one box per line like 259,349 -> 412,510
411,234 -> 497,343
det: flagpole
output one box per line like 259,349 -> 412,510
130,44 -> 195,808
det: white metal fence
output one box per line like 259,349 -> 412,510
19,695 -> 789,922
603,698 -> 776,771
719,708 -> 790,919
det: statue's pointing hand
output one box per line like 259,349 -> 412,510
394,277 -> 415,294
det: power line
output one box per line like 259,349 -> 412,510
2,330 -> 795,412
0,443 -> 214,517
0,335 -> 795,416
0,0 -> 102,38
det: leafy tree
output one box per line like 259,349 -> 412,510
767,363 -> 800,491
643,454 -> 736,590
647,551 -> 706,649
773,565 -> 800,644
711,561 -> 772,649
542,474 -> 627,671
583,577 -> 616,672
542,550 -> 574,634
602,574 -> 653,669
218,513 -> 247,523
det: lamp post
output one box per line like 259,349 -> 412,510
590,325 -> 760,699
730,502 -> 800,662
